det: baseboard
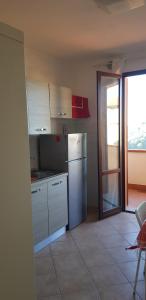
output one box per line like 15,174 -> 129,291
34,226 -> 66,253
128,183 -> 146,191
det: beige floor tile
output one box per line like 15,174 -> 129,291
71,230 -> 98,242
35,256 -> 55,275
107,246 -> 138,263
109,214 -> 138,226
36,274 -> 60,297
80,248 -> 115,268
113,222 -> 139,234
62,290 -> 100,300
55,232 -> 73,242
73,235 -> 104,251
120,232 -> 138,245
89,264 -> 128,289
50,239 -> 78,256
34,212 -> 143,300
118,260 -> 144,282
99,283 -> 140,300
132,280 -> 145,299
57,271 -> 96,294
35,245 -> 51,258
101,233 -> 129,248
94,225 -> 119,238
53,252 -> 87,275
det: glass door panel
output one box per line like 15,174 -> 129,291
97,72 -> 122,218
102,173 -> 120,213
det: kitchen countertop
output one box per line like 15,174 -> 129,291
31,170 -> 68,184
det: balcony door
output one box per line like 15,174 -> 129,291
97,71 -> 123,219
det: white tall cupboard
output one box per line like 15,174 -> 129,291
0,22 -> 36,300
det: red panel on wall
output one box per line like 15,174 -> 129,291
72,95 -> 90,118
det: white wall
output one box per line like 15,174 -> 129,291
128,152 -> 146,185
124,56 -> 146,186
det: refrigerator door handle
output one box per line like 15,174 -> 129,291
65,157 -> 87,163
65,157 -> 85,163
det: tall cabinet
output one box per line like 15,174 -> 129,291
0,22 -> 35,300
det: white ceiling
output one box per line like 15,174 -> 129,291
0,0 -> 146,59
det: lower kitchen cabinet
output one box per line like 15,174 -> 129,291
48,176 -> 68,234
31,174 -> 68,245
31,182 -> 48,244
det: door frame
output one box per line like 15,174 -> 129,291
122,69 -> 146,212
97,71 -> 125,219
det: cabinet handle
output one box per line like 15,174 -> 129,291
52,181 -> 62,186
57,112 -> 62,116
62,112 -> 66,116
52,182 -> 59,186
35,128 -> 47,132
32,188 -> 41,194
52,180 -> 62,186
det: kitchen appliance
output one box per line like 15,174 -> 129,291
39,133 -> 87,229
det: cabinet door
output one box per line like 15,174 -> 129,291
31,182 -> 48,244
48,176 -> 68,234
49,83 -> 72,118
27,80 -> 51,134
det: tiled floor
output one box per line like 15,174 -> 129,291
127,189 -> 146,212
34,212 -> 145,300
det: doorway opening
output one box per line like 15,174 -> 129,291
97,72 -> 122,219
123,70 -> 146,212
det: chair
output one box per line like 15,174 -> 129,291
133,201 -> 146,295
135,201 -> 146,228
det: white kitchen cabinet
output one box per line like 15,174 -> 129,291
31,174 -> 68,245
48,175 -> 68,234
0,22 -> 35,300
31,182 -> 48,244
49,83 -> 72,118
27,80 -> 51,134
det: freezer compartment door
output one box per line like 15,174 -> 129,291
68,158 -> 87,229
68,133 -> 87,161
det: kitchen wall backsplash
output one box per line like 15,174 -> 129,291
29,135 -> 39,170
29,120 -> 76,171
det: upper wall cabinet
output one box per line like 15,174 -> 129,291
49,83 -> 90,119
26,80 -> 51,134
49,83 -> 72,118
